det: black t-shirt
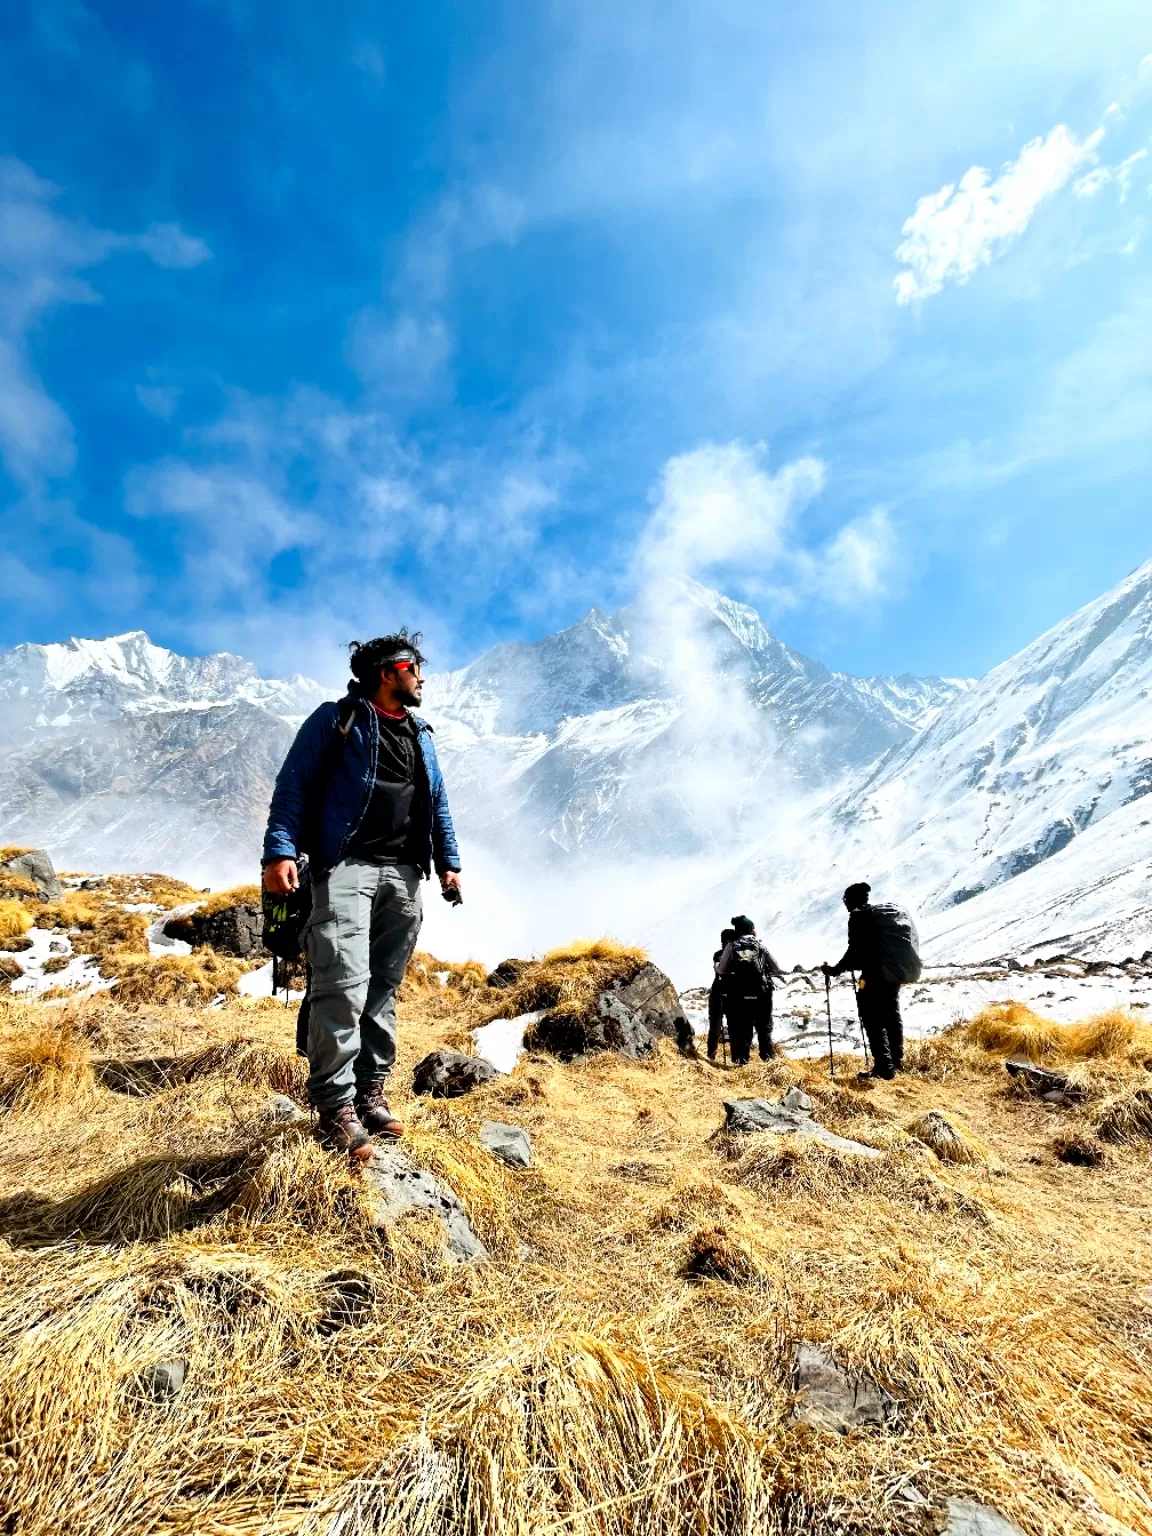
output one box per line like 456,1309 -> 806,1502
346,708 -> 427,865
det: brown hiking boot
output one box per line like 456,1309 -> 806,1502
316,1102 -> 375,1160
355,1087 -> 404,1140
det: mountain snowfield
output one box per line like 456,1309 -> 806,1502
0,562 -> 1149,976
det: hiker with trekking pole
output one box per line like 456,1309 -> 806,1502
707,927 -> 736,1065
822,882 -> 921,1082
714,915 -> 786,1065
262,631 -> 462,1158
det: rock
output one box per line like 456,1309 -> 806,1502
486,957 -> 529,989
781,1086 -> 813,1112
48,939 -> 68,954
267,1094 -> 306,1124
480,1121 -> 533,1169
942,1498 -> 1026,1536
792,1342 -> 896,1433
897,1483 -> 928,1507
316,1269 -> 375,1335
0,848 -> 61,901
80,876 -> 108,890
723,1098 -> 882,1158
138,1360 -> 186,1400
1005,1057 -> 1086,1102
360,1146 -> 488,1262
532,961 -> 690,1060
412,1049 -> 498,1098
164,901 -> 267,958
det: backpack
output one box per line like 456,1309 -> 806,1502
868,903 -> 922,984
728,936 -> 773,999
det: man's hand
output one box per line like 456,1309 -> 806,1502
263,859 -> 299,895
440,870 -> 462,904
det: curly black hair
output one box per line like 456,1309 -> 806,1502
347,629 -> 426,691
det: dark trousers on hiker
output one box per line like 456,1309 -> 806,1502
707,979 -> 726,1059
728,994 -> 774,1064
856,978 -> 903,1078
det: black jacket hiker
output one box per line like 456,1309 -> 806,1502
715,935 -> 785,1064
829,900 -> 920,1079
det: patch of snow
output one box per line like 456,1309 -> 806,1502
147,905 -> 197,957
238,959 -> 304,1001
472,1010 -> 544,1074
10,927 -> 112,996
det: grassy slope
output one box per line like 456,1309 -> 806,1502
0,975 -> 1150,1535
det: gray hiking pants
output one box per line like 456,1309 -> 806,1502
303,858 -> 423,1108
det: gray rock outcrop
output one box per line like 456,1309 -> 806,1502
0,848 -> 61,901
723,1097 -> 882,1157
412,1050 -> 498,1098
943,1499 -> 1026,1536
360,1146 -> 488,1262
531,961 -> 689,1060
793,1342 -> 896,1433
164,901 -> 267,958
480,1121 -> 533,1169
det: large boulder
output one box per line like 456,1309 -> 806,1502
412,1049 -> 498,1098
486,957 -> 530,989
0,848 -> 61,901
723,1097 -> 883,1158
531,961 -> 690,1060
360,1146 -> 488,1262
164,901 -> 267,958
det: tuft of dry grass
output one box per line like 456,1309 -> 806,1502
101,950 -> 251,1005
0,844 -> 35,862
905,1108 -> 991,1166
1093,1084 -> 1152,1145
965,1000 -> 1152,1065
0,1020 -> 95,1113
227,1131 -> 379,1239
399,950 -> 490,1010
305,1331 -> 777,1536
192,883 -> 261,916
0,870 -> 40,901
174,1035 -> 308,1099
476,937 -> 649,1041
682,1224 -> 761,1285
0,899 -> 34,941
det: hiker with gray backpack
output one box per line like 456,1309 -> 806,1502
714,915 -> 786,1065
262,631 -> 462,1158
822,882 -> 921,1081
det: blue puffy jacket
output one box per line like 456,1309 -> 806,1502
262,694 -> 461,879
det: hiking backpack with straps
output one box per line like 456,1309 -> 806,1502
727,936 -> 773,999
866,903 -> 922,985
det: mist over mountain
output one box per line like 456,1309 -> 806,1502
1,563 -> 1149,975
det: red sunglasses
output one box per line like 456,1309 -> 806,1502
390,659 -> 421,676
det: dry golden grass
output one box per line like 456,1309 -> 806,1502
965,1000 -> 1152,1065
1,954 -> 1151,1536
476,935 -> 648,1028
194,883 -> 262,915
100,950 -> 251,1005
905,1107 -> 992,1166
0,899 -> 34,941
0,1019 -> 95,1113
0,844 -> 34,863
0,869 -> 39,901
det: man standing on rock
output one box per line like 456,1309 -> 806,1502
263,631 -> 462,1157
715,915 -> 785,1065
822,882 -> 920,1081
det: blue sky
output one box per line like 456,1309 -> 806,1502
0,0 -> 1150,686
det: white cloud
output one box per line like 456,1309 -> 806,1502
0,156 -> 210,487
1074,148 -> 1148,202
348,308 -> 454,397
637,440 -> 899,611
130,222 -> 212,269
641,440 -> 825,581
135,382 -> 181,420
894,124 -> 1104,304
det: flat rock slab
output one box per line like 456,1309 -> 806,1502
793,1342 -> 896,1433
723,1098 -> 882,1158
1005,1057 -> 1085,1102
360,1146 -> 488,1263
480,1121 -> 533,1169
943,1499 -> 1026,1536
412,1049 -> 498,1098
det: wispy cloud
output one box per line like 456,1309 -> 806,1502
894,124 -> 1104,304
1074,148 -> 1148,203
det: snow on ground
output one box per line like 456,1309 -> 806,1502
147,909 -> 194,957
8,928 -> 112,997
238,959 -> 305,1001
472,1010 -> 544,1073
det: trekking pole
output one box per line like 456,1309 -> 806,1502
851,969 -> 870,1070
824,972 -> 835,1081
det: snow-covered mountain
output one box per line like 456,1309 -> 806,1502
420,577 -> 970,858
1,562 -> 1149,968
673,559 -> 1152,967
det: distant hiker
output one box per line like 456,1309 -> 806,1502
707,927 -> 736,1062
822,882 -> 921,1081
262,630 -> 462,1157
714,915 -> 785,1065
